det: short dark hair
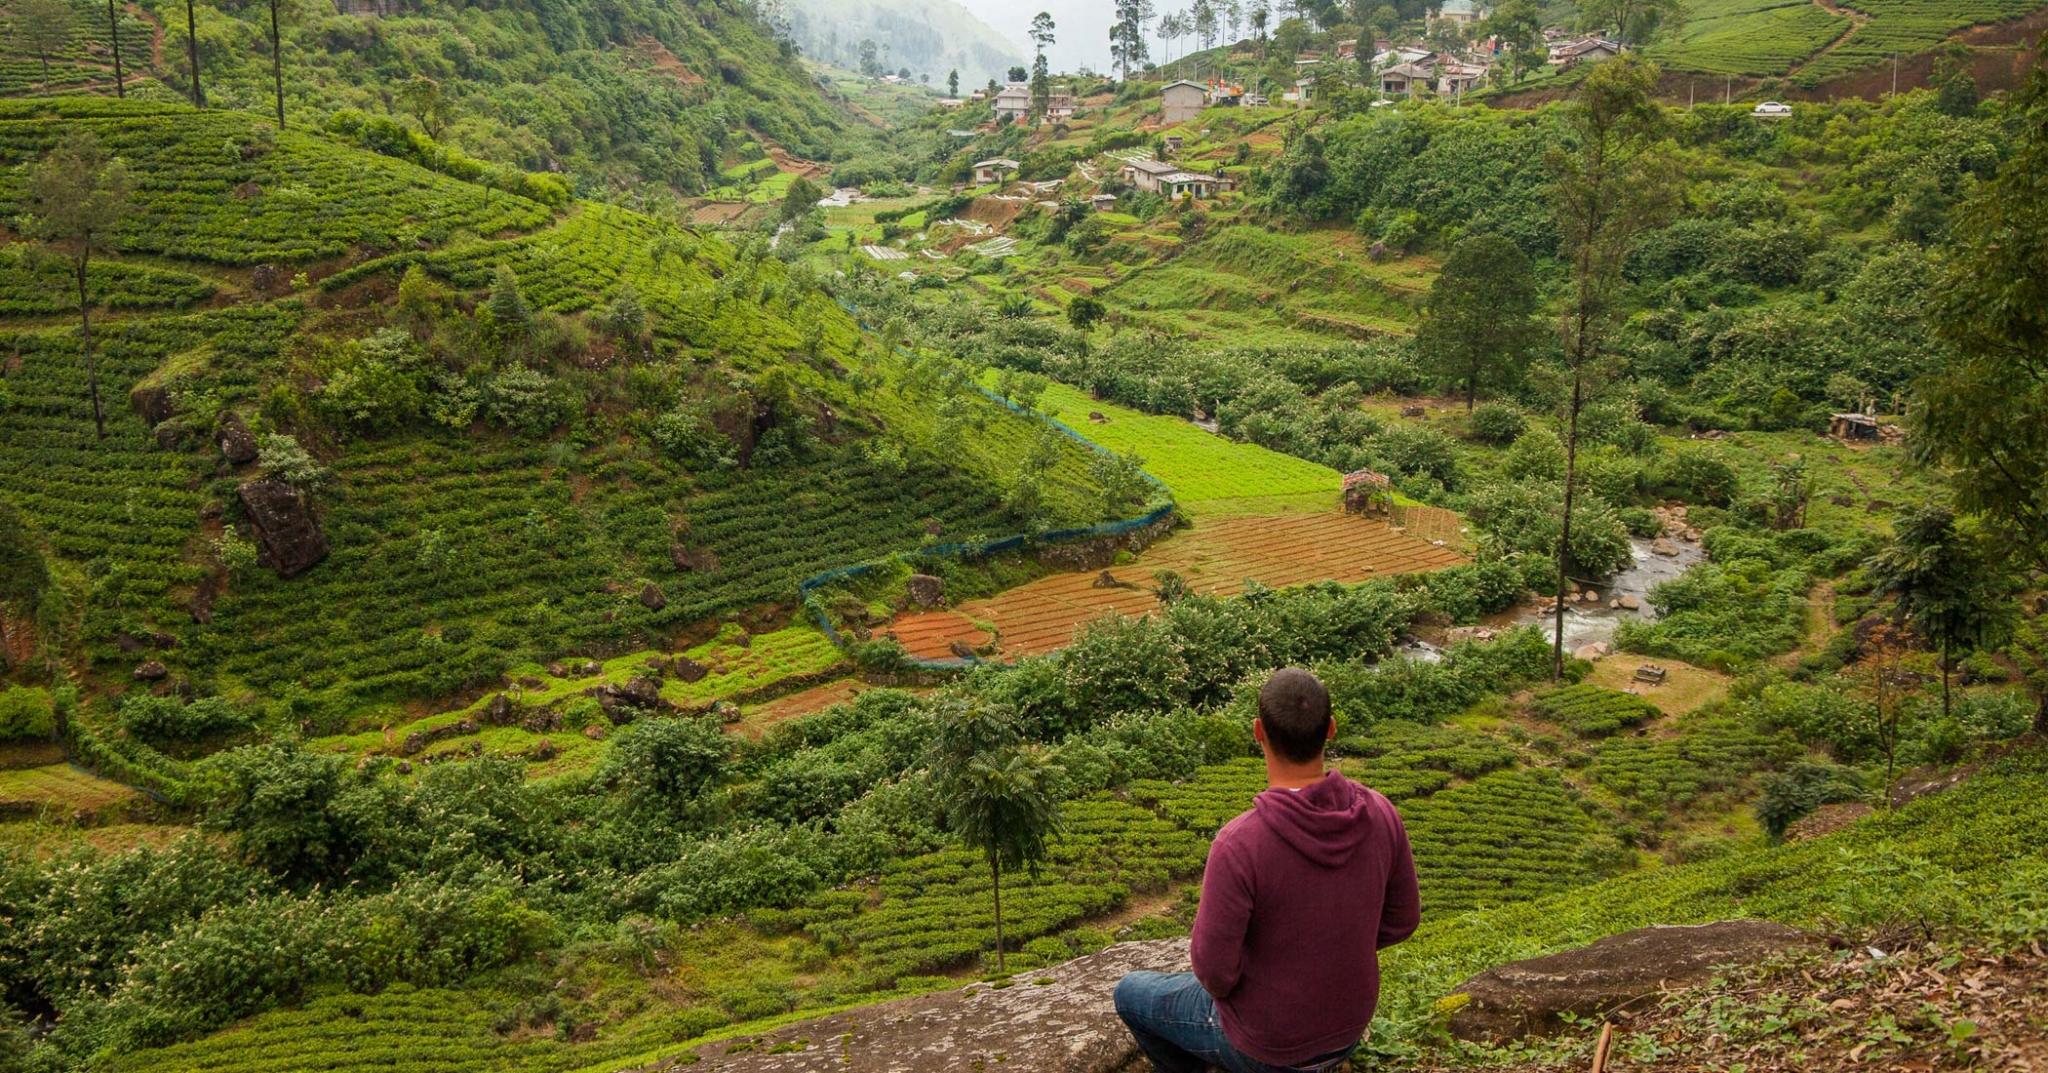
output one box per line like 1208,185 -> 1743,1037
1258,667 -> 1331,764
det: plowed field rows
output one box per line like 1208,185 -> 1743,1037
884,610 -> 994,660
948,512 -> 1464,657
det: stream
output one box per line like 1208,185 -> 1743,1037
1491,535 -> 1707,653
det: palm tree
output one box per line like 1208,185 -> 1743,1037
929,699 -> 1063,974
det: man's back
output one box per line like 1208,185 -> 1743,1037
1189,772 -> 1420,1066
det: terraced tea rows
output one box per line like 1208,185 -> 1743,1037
0,100 -> 554,265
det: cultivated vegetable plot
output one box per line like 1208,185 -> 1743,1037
773,797 -> 1208,980
943,511 -> 1463,657
0,100 -> 554,264
1530,684 -> 1662,739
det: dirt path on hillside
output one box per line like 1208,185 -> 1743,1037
1791,0 -> 1872,77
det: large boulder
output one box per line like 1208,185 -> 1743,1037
637,939 -> 1190,1073
905,574 -> 945,609
217,412 -> 259,465
130,384 -> 175,427
1446,920 -> 1825,1042
237,479 -> 329,577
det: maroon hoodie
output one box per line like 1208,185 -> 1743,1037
1189,771 -> 1421,1066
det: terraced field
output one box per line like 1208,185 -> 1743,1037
1649,0 -> 2048,79
1033,383 -> 1340,514
929,511 -> 1464,658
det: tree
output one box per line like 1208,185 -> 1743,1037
397,76 -> 450,139
1029,13 -> 1056,118
1249,0 -> 1269,55
1930,49 -> 1979,118
1111,0 -> 1154,81
857,39 -> 880,78
1546,55 -> 1675,677
1577,0 -> 1686,46
1865,506 -> 2006,723
1913,60 -> 2048,586
1008,64 -> 1028,83
106,0 -> 124,97
20,131 -> 134,441
487,263 -> 533,342
948,68 -> 959,96
1067,295 -> 1106,332
266,0 -> 285,126
1483,0 -> 1545,83
182,0 -> 204,107
781,175 -> 823,223
1415,233 -> 1540,411
10,0 -> 73,90
929,700 -> 1062,974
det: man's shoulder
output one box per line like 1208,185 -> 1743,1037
1213,805 -> 1265,853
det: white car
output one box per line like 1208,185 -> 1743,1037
1751,100 -> 1793,118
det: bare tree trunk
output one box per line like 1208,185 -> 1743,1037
1941,639 -> 1951,723
2033,692 -> 2047,739
1554,369 -> 1582,679
991,854 -> 1006,974
108,0 -> 125,97
269,0 -> 284,128
185,0 -> 204,108
77,257 -> 106,440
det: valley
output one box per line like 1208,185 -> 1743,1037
0,0 -> 2046,1070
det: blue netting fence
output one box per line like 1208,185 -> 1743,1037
801,299 -> 1179,669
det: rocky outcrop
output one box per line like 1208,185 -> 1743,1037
638,939 -> 1191,1073
130,384 -> 175,427
217,413 -> 259,465
237,480 -> 329,577
905,574 -> 945,609
1447,920 -> 1826,1042
640,583 -> 667,611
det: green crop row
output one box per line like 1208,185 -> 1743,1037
0,101 -> 553,265
1530,684 -> 1662,739
0,246 -> 216,318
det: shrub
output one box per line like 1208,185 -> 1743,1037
0,686 -> 55,739
1468,403 -> 1526,445
1755,758 -> 1867,838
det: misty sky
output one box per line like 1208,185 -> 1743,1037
949,0 -> 1116,76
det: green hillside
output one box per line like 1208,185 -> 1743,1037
1647,0 -> 2048,79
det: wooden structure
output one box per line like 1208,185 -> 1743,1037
1828,412 -> 1881,441
1343,469 -> 1393,515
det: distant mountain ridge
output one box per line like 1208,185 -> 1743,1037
787,0 -> 1026,85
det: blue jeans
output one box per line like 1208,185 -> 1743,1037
1113,971 -> 1357,1073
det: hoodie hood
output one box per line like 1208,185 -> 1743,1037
1250,772 -> 1373,868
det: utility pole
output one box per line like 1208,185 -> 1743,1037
1891,52 -> 1898,96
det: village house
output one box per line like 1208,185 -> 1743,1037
1157,170 -> 1231,198
1550,36 -> 1622,66
1435,0 -> 1484,26
1161,79 -> 1207,124
993,82 -> 1032,123
1381,61 -> 1435,96
972,158 -> 1020,185
1436,60 -> 1490,96
1119,157 -> 1179,191
1046,87 -> 1077,122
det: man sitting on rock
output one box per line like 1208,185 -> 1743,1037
1114,667 -> 1421,1072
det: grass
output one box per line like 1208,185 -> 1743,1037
0,764 -> 139,813
1030,382 -> 1342,512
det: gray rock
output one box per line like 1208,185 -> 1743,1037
1650,537 -> 1680,557
133,659 -> 168,681
1447,920 -> 1825,1042
1618,594 -> 1643,611
638,939 -> 1191,1073
218,413 -> 259,465
905,574 -> 945,609
237,479 -> 329,577
640,583 -> 667,611
1573,642 -> 1611,661
130,384 -> 174,427
674,657 -> 709,684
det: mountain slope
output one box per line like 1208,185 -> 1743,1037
786,0 -> 1025,84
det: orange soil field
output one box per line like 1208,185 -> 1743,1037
936,511 -> 1464,658
882,610 -> 994,661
